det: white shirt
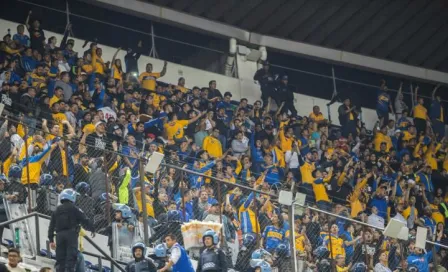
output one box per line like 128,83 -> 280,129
367,213 -> 385,229
374,263 -> 392,272
285,150 -> 300,169
170,244 -> 181,264
6,264 -> 26,272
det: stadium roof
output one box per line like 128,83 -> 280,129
84,0 -> 448,83
145,0 -> 448,73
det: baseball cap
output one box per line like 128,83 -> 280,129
95,121 -> 106,129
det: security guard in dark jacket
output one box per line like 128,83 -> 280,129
253,61 -> 275,108
125,242 -> 157,272
196,229 -> 227,272
48,188 -> 94,272
274,75 -> 297,116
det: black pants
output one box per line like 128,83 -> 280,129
55,229 -> 78,272
342,120 -> 357,138
260,87 -> 271,108
414,118 -> 426,135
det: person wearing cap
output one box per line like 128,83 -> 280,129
253,60 -> 274,108
81,120 -> 113,158
274,74 -> 297,116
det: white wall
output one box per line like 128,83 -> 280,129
2,217 -> 112,268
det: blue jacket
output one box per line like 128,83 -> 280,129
407,251 -> 432,272
429,99 -> 443,120
171,243 -> 195,272
22,56 -> 37,72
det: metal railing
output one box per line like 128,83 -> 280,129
0,212 -> 126,272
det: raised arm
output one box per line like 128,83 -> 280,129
188,111 -> 205,124
111,47 -> 121,64
432,84 -> 440,100
160,61 -> 167,77
25,10 -> 32,29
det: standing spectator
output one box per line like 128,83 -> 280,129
394,82 -> 408,121
253,61 -> 274,108
139,61 -> 167,93
25,11 -> 45,53
413,86 -> 429,135
430,84 -> 444,139
376,80 -> 394,127
12,24 -> 30,48
20,86 -> 37,132
125,41 -> 142,75
274,75 -> 297,116
338,98 -> 357,138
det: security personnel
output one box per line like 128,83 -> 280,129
158,233 -> 194,272
48,189 -> 94,272
148,243 -> 168,270
75,182 -> 95,220
125,242 -> 157,272
253,61 -> 275,108
196,230 -> 227,272
250,260 -> 271,272
274,75 -> 297,116
235,233 -> 257,272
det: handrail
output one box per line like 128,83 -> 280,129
0,212 -> 126,272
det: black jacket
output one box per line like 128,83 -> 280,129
196,247 -> 228,272
125,258 -> 157,272
20,93 -> 36,116
48,201 -> 93,242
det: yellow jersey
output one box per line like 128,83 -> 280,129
164,120 -> 189,140
202,136 -> 223,158
414,104 -> 427,120
139,72 -> 160,91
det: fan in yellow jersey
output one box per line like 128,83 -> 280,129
312,167 -> 333,211
139,61 -> 167,92
202,128 -> 223,158
324,224 -> 345,259
163,111 -> 205,141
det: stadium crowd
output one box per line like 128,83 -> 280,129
0,12 -> 448,272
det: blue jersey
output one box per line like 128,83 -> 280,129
340,231 -> 354,257
407,251 -> 432,272
262,225 -> 286,252
13,33 -> 30,47
377,91 -> 390,112
171,243 -> 195,272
